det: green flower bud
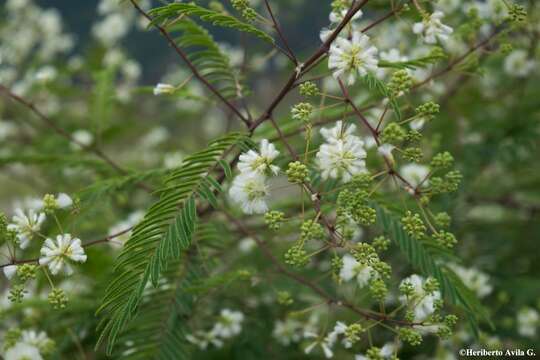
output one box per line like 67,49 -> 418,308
277,291 -> 294,306
265,210 -> 285,231
406,130 -> 422,142
345,323 -> 364,345
430,152 -> 454,169
331,255 -> 343,282
423,277 -> 440,294
380,123 -> 406,144
403,147 -> 423,162
399,327 -> 422,346
291,102 -> 313,124
388,69 -> 412,97
8,285 -> 27,303
401,211 -> 426,239
434,212 -> 451,228
48,288 -> 68,309
508,4 -> 527,23
300,219 -> 325,241
415,101 -> 440,121
284,243 -> 309,267
369,278 -> 388,301
299,81 -> 319,97
286,161 -> 310,184
433,230 -> 457,248
16,264 -> 37,283
373,235 -> 390,252
3,328 -> 21,351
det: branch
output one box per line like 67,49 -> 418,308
0,227 -> 133,269
263,0 -> 297,64
129,0 -> 250,128
225,210 -> 421,327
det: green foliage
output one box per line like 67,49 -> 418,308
96,133 -> 253,353
362,73 -> 401,121
150,3 -> 275,44
373,202 -> 491,333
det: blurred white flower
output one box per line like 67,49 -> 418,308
413,11 -> 453,44
4,342 -> 42,360
328,32 -> 378,85
8,208 -> 46,249
339,254 -> 374,288
39,234 -> 87,275
71,129 -> 93,150
273,318 -> 303,345
450,264 -> 492,298
153,83 -> 175,96
400,163 -> 429,188
3,265 -> 17,279
35,66 -> 57,83
504,50 -> 536,77
517,308 -> 539,338
210,309 -> 244,339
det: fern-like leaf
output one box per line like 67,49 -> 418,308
96,132 -> 252,353
150,3 -> 275,44
363,73 -> 402,121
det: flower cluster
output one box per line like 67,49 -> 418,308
186,309 -> 245,350
229,139 -> 280,214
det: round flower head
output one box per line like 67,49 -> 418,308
328,32 -> 379,85
238,139 -> 280,176
413,11 -> 453,44
329,8 -> 363,24
229,173 -> 270,214
316,138 -> 367,182
153,83 -> 175,96
55,193 -> 73,209
8,208 -> 46,249
39,234 -> 87,275
400,163 -> 429,188
5,342 -> 43,360
504,50 -> 536,77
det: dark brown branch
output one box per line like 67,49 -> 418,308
263,0 -> 297,64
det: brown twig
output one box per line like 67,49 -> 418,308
263,0 -> 298,64
129,0 -> 250,128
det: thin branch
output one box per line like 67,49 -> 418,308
263,0 -> 297,64
0,227 -> 133,269
129,0 -> 250,128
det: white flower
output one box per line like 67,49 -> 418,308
517,308 -> 539,338
92,13 -> 130,46
450,264 -> 492,298
304,332 -> 334,358
153,83 -> 175,96
238,139 -> 280,176
238,237 -> 256,253
377,144 -> 395,163
71,129 -> 93,150
328,32 -> 378,85
229,173 -> 270,214
210,309 -> 244,339
163,151 -> 184,169
400,163 -> 429,188
39,234 -> 87,275
55,193 -> 73,209
186,330 -> 224,350
108,211 -> 144,248
399,275 -> 441,321
8,209 -> 46,249
35,66 -> 57,83
504,50 -> 536,77
339,255 -> 374,288
413,11 -> 453,44
3,265 -> 17,279
5,342 -> 43,360
329,8 -> 363,24
21,330 -> 51,350
273,319 -> 303,346
316,137 -> 367,182
320,121 -> 358,144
